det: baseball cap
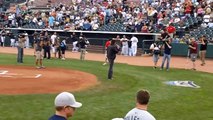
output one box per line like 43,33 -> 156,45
54,92 -> 82,108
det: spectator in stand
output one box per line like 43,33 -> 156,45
141,23 -> 149,33
48,15 -> 55,29
197,5 -> 205,17
166,23 -> 176,38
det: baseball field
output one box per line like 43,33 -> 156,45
0,47 -> 213,120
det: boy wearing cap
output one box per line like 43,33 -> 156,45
48,92 -> 82,120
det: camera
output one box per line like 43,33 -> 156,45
185,40 -> 190,45
18,34 -> 25,38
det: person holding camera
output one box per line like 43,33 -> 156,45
199,36 -> 208,66
107,40 -> 120,80
78,35 -> 89,60
150,41 -> 161,69
189,37 -> 198,70
71,32 -> 79,52
160,38 -> 172,71
17,34 -> 26,63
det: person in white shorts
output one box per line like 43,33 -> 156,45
34,40 -> 45,69
150,42 -> 161,69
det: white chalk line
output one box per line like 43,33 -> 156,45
35,74 -> 42,78
0,70 -> 8,75
0,70 -> 42,79
1,75 -> 13,78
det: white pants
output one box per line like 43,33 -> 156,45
128,48 -> 133,56
132,45 -> 137,56
122,45 -> 128,56
51,45 -> 56,53
25,37 -> 30,48
1,36 -> 5,47
72,41 -> 79,52
10,39 -> 15,47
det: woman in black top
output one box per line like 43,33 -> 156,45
199,36 -> 208,66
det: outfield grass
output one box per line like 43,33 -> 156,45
0,54 -> 213,120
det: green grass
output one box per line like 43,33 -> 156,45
0,54 -> 213,120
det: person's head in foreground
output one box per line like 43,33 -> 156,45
49,92 -> 82,120
136,89 -> 150,108
123,89 -> 155,120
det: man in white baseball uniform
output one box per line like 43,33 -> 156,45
130,35 -> 138,56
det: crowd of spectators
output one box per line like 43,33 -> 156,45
0,0 -> 212,37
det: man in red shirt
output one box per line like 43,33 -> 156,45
188,37 -> 198,70
166,23 -> 176,38
103,39 -> 111,65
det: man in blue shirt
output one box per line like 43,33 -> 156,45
48,92 -> 82,120
160,38 -> 172,71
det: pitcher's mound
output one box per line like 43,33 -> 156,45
0,66 -> 99,95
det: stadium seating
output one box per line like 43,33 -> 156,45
97,22 -> 126,32
189,27 -> 213,40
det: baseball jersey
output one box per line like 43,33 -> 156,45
130,36 -> 138,46
124,108 -> 156,120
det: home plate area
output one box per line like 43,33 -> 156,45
0,66 -> 98,95
0,70 -> 42,78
